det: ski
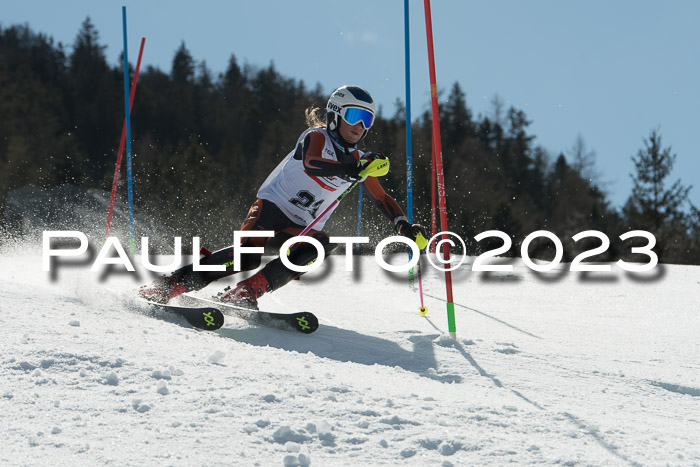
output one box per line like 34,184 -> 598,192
139,299 -> 225,331
178,294 -> 319,334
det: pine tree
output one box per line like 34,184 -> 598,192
623,129 -> 696,263
624,130 -> 692,231
443,82 -> 473,150
171,41 -> 195,84
68,17 -> 119,184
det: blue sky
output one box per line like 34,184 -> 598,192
4,0 -> 699,209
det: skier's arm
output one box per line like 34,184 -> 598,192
363,177 -> 406,225
365,176 -> 428,246
301,131 -> 357,178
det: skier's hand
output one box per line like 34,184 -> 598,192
359,152 -> 386,164
396,219 -> 429,250
356,152 -> 390,178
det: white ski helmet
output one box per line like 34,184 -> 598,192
326,85 -> 376,139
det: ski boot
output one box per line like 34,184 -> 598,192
138,275 -> 186,304
217,271 -> 271,310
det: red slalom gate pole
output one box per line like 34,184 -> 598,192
430,128 -> 437,253
105,36 -> 145,238
423,0 -> 457,339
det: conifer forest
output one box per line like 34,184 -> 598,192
1,20 -> 698,264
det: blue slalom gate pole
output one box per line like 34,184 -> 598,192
356,185 -> 364,254
405,0 -> 414,225
122,6 -> 135,251
405,0 -> 417,289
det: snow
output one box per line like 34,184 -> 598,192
1,249 -> 699,465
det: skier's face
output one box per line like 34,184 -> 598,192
339,119 -> 364,144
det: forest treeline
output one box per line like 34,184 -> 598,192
1,19 -> 698,264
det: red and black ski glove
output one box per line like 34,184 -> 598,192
395,218 -> 429,250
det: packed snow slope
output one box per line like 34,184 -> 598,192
1,248 -> 699,466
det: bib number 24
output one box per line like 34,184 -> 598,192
290,190 -> 324,218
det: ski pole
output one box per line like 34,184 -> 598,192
299,180 -> 360,237
418,255 -> 428,315
299,158 -> 389,237
414,232 -> 428,315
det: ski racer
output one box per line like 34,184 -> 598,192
138,85 -> 427,309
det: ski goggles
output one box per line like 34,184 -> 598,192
340,106 -> 375,129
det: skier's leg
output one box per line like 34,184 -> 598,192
262,230 -> 338,290
138,200 -> 269,303
218,229 -> 338,308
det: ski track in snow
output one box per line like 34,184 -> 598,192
1,251 -> 699,466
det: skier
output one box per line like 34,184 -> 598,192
138,85 -> 427,309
